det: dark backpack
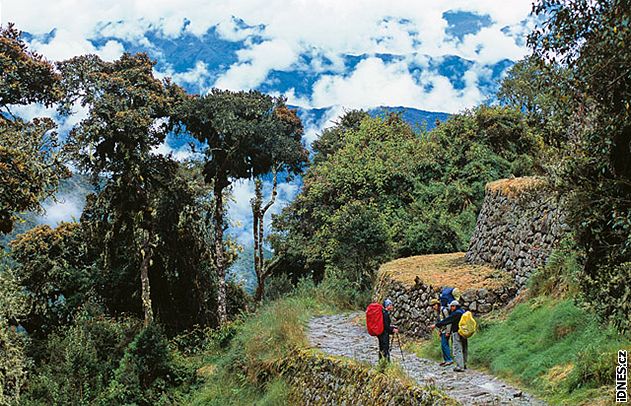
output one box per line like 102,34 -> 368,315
440,287 -> 456,307
366,303 -> 384,336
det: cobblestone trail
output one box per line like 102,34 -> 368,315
308,312 -> 546,406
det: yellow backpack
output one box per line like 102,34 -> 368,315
458,311 -> 477,338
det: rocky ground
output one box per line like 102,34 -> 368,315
308,312 -> 546,406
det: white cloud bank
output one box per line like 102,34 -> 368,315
3,0 -> 533,113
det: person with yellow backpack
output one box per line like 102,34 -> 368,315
431,300 -> 476,372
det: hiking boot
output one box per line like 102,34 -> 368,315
453,367 -> 465,372
439,362 -> 447,366
442,361 -> 453,367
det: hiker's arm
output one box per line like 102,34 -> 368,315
384,312 -> 395,333
442,309 -> 451,333
435,313 -> 456,327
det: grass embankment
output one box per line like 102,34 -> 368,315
378,252 -> 513,290
185,280 -> 368,405
407,297 -> 631,405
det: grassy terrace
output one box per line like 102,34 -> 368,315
378,252 -> 513,290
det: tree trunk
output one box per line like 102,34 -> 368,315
140,234 -> 154,327
252,179 -> 263,302
252,169 -> 278,303
214,181 -> 228,325
254,275 -> 265,302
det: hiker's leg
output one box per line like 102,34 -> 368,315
378,335 -> 386,359
384,334 -> 391,361
463,337 -> 468,368
452,333 -> 465,369
440,333 -> 452,362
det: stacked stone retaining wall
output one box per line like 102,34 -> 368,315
373,271 -> 516,338
465,177 -> 568,287
372,177 -> 567,338
265,350 -> 454,405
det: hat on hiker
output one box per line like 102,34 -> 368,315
430,298 -> 440,305
383,298 -> 393,307
449,300 -> 460,307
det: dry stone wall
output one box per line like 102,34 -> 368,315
373,273 -> 516,338
371,177 -> 566,338
266,350 -> 454,405
465,177 -> 568,287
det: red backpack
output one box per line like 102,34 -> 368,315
366,303 -> 384,336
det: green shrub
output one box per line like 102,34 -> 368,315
263,273 -> 295,302
529,238 -> 581,297
23,312 -> 138,406
104,323 -> 194,405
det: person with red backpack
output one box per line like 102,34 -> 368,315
366,298 -> 399,361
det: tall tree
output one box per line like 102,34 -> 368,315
250,105 -> 305,302
59,53 -> 183,326
0,24 -> 66,234
181,91 -> 306,322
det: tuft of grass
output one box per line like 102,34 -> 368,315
374,358 -> 416,387
378,252 -> 512,290
187,367 -> 290,406
469,297 -> 630,405
485,176 -> 547,198
528,238 -> 581,298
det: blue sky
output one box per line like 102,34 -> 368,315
2,1 -> 534,274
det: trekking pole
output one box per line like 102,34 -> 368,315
396,333 -> 408,374
396,333 -> 406,363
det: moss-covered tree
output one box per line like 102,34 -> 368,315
59,53 -> 183,326
180,91 -> 306,322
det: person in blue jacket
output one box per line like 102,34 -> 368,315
431,298 -> 453,366
431,300 -> 467,372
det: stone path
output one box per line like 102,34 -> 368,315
308,312 -> 546,406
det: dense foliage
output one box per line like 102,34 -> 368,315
498,0 -> 631,330
272,107 -> 542,289
0,27 -> 257,403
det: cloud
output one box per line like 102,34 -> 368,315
29,29 -> 124,61
151,141 -> 196,161
308,57 -> 483,113
37,194 -> 84,226
214,39 -> 298,90
156,61 -> 213,90
4,0 -> 533,113
9,101 -> 89,138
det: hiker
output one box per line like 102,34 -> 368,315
430,298 -> 453,366
378,299 -> 399,361
431,300 -> 467,372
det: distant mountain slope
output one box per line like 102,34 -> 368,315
369,106 -> 450,131
296,105 -> 450,134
